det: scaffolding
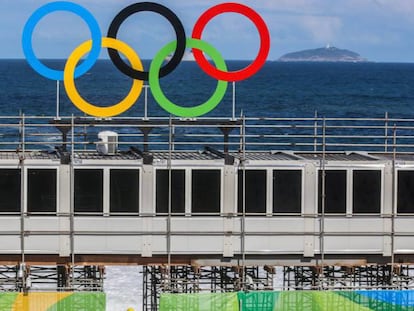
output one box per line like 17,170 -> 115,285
0,266 -> 20,291
142,265 -> 275,311
282,264 -> 414,290
143,264 -> 414,311
0,265 -> 104,292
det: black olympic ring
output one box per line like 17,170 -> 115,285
107,2 -> 186,81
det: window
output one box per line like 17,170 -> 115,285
353,170 -> 381,214
238,170 -> 266,214
318,170 -> 346,213
273,170 -> 302,213
74,169 -> 103,214
110,169 -> 139,214
156,169 -> 185,215
0,169 -> 20,213
192,170 -> 220,214
28,169 -> 57,214
398,171 -> 414,213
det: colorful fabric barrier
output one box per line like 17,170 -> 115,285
160,290 -> 414,311
160,292 -> 239,311
0,292 -> 105,311
239,290 -> 414,311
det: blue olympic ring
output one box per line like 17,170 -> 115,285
22,1 -> 102,81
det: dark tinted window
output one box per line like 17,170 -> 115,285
192,170 -> 220,214
238,170 -> 266,214
28,169 -> 57,213
156,170 -> 185,215
74,169 -> 103,214
318,170 -> 346,213
0,169 -> 20,213
398,171 -> 414,213
273,170 -> 302,213
110,169 -> 139,213
353,170 -> 381,214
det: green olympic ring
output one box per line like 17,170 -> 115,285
149,38 -> 228,118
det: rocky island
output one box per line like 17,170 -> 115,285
278,45 -> 367,62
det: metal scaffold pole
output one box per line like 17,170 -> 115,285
70,114 -> 75,288
391,124 -> 396,287
144,84 -> 149,120
56,80 -> 60,120
241,114 -> 246,291
384,112 -> 389,152
19,113 -> 26,291
319,117 -> 326,289
314,111 -> 318,152
166,115 -> 173,292
232,82 -> 236,121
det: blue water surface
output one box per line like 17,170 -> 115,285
1,60 -> 414,118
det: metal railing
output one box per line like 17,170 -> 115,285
0,113 -> 412,153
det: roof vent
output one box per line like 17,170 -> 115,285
97,131 -> 118,155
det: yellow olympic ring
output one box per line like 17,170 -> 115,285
64,37 -> 144,117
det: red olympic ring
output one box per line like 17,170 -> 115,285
192,2 -> 270,82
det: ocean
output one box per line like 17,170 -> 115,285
1,60 -> 414,119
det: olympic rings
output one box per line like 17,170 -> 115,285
22,1 -> 101,81
150,38 -> 228,117
22,1 -> 271,118
64,37 -> 144,118
107,2 -> 186,81
192,3 -> 270,82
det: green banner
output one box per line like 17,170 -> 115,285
160,290 -> 414,311
160,292 -> 239,311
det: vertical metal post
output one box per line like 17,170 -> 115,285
232,82 -> 236,121
314,111 -> 318,152
239,115 -> 243,152
385,112 -> 389,152
142,266 -> 146,311
144,85 -> 149,120
391,125 -> 396,287
166,116 -> 173,291
56,80 -> 60,120
20,113 -> 25,155
19,114 -> 26,284
70,114 -> 75,288
171,123 -> 175,152
241,115 -> 246,291
319,117 -> 326,289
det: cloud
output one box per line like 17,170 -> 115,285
301,15 -> 342,43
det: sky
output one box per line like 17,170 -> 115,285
2,0 -> 414,62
